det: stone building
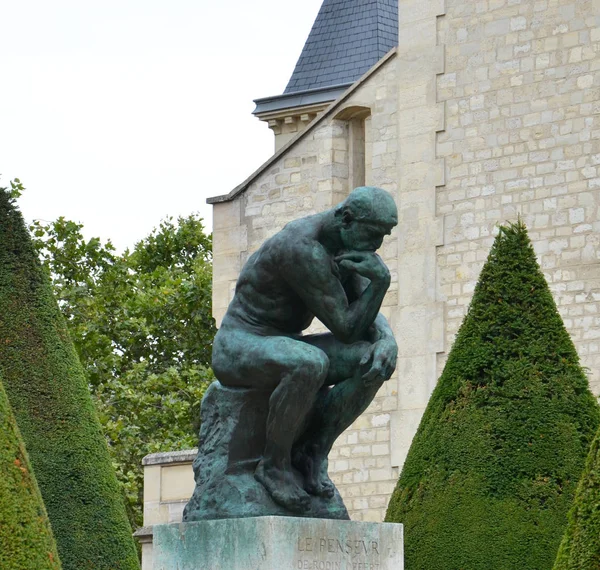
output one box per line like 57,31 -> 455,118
139,0 -> 600,562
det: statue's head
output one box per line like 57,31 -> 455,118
336,187 -> 398,252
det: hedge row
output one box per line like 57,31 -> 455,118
385,221 -> 600,569
0,375 -> 61,569
553,423 -> 600,569
0,190 -> 139,569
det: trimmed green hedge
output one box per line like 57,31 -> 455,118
385,221 -> 600,569
0,190 -> 139,570
553,425 -> 600,570
0,376 -> 61,570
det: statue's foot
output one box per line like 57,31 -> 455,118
292,446 -> 335,499
255,460 -> 311,513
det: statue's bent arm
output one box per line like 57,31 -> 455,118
281,239 -> 389,344
340,271 -> 397,383
346,273 -> 395,343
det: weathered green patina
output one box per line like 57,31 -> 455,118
184,187 -> 398,520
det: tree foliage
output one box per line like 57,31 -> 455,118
553,424 -> 600,570
0,187 -> 139,569
385,221 -> 600,569
7,177 -> 24,201
30,212 -> 216,528
0,375 -> 61,570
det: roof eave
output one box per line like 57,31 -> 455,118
252,83 -> 353,116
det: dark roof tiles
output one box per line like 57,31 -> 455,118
284,0 -> 398,94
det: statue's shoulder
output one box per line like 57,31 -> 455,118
270,220 -> 325,265
273,217 -> 317,246
280,215 -> 313,234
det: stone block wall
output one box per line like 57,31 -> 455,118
390,0 -> 448,477
436,0 -> 600,394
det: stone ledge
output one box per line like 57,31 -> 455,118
133,526 -> 153,542
142,449 -> 198,466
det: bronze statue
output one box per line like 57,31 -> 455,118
184,186 -> 398,521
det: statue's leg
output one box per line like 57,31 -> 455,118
213,327 -> 329,513
292,334 -> 383,497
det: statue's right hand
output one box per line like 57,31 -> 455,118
334,252 -> 390,284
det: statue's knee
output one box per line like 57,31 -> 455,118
299,350 -> 329,387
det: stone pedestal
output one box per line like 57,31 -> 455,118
153,516 -> 403,570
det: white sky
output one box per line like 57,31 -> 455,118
0,0 -> 323,251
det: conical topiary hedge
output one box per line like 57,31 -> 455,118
0,189 -> 139,570
385,220 -> 600,569
0,375 -> 61,570
553,424 -> 600,570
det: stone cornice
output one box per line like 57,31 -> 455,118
252,83 -> 352,117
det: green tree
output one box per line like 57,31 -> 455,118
30,213 -> 216,528
385,221 -> 600,570
553,424 -> 600,570
0,375 -> 61,570
0,187 -> 139,570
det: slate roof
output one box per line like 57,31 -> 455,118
284,0 -> 398,94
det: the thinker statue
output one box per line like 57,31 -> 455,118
184,186 -> 398,521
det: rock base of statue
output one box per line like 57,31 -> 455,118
183,381 -> 349,521
153,517 -> 404,570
